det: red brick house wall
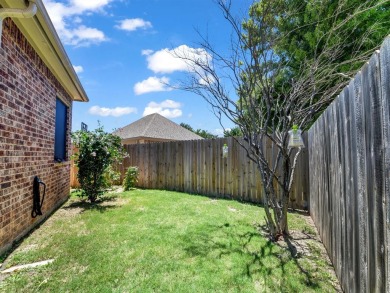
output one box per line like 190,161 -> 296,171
0,19 -> 72,254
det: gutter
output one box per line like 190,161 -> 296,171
0,0 -> 37,46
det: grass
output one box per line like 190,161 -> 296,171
0,189 -> 339,292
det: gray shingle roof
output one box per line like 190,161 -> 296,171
113,113 -> 203,141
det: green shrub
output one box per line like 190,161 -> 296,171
72,126 -> 127,202
123,166 -> 139,191
102,165 -> 121,188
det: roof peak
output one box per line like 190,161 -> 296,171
113,113 -> 203,141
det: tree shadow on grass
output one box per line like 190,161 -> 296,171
181,222 -> 326,291
63,194 -> 120,214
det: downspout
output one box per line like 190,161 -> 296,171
0,0 -> 37,47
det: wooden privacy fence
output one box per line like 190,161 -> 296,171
118,136 -> 309,209
70,146 -> 80,188
308,37 -> 390,293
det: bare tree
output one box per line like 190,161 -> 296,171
174,0 -> 389,240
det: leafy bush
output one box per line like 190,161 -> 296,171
102,165 -> 121,188
72,126 -> 126,202
123,166 -> 139,191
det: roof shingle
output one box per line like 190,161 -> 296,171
113,113 -> 203,141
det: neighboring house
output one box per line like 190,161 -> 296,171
0,0 -> 88,254
113,113 -> 203,144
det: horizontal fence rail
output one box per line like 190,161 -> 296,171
308,37 -> 390,292
118,136 -> 309,209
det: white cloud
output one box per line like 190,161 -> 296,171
143,99 -> 182,118
141,49 -> 154,56
134,76 -> 171,95
89,106 -> 137,117
199,73 -> 216,85
151,100 -> 181,109
70,26 -> 106,46
73,65 -> 83,73
43,0 -> 111,46
70,0 -> 112,11
146,45 -> 212,74
116,18 -> 152,32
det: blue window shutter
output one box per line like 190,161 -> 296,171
54,98 -> 68,161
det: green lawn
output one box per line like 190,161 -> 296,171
0,189 -> 340,292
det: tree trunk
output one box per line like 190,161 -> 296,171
280,155 -> 291,235
279,192 -> 290,235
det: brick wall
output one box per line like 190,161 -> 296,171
0,19 -> 73,254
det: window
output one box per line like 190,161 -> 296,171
54,98 -> 68,161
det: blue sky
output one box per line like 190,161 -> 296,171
42,0 -> 251,135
